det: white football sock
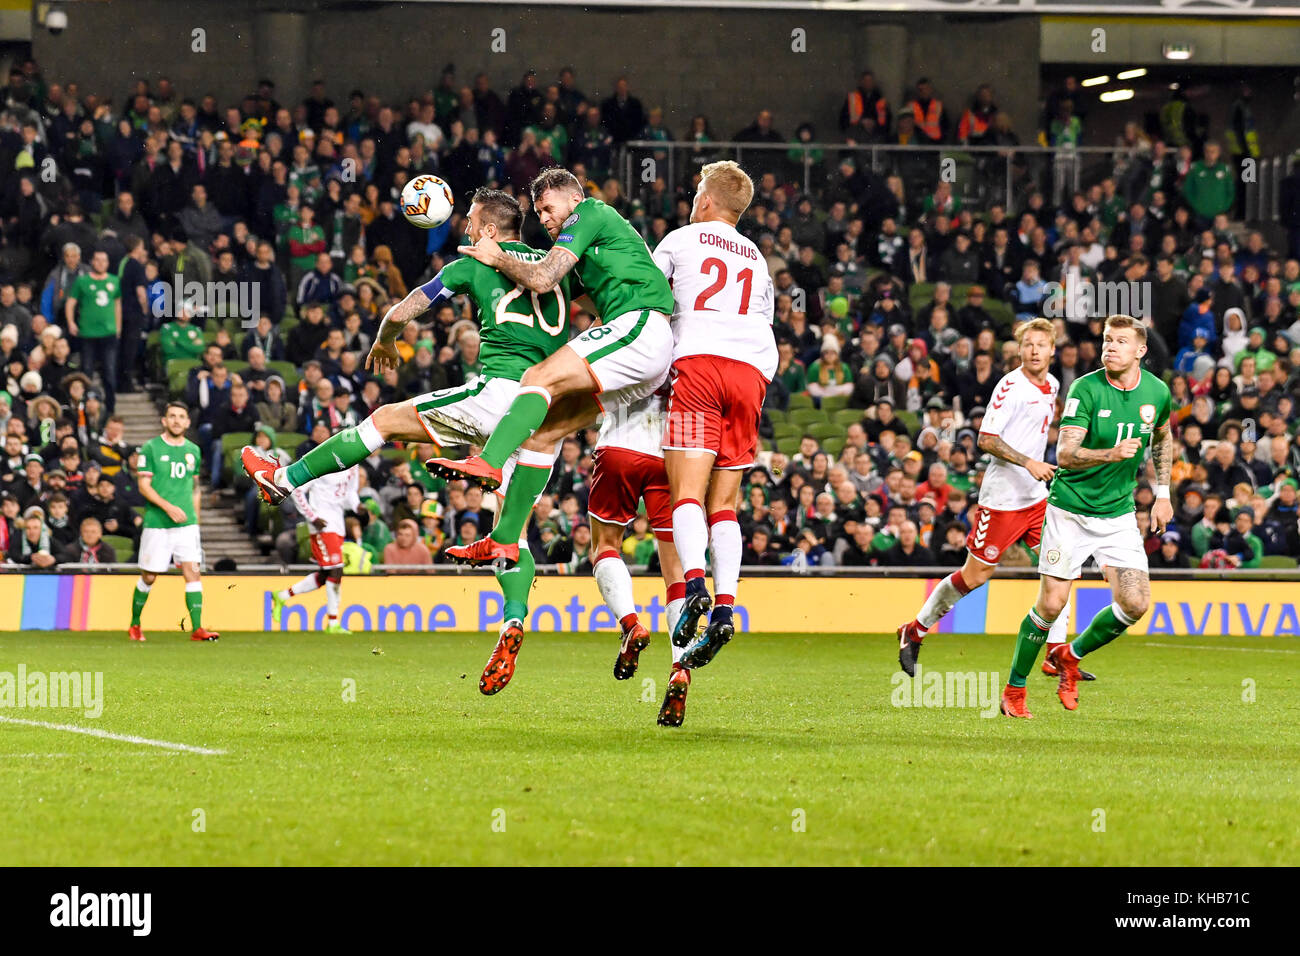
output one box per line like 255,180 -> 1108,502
707,511 -> 741,605
667,598 -> 686,665
672,499 -> 708,581
594,551 -> 636,622
1046,594 -> 1072,644
325,577 -> 341,619
917,571 -> 973,630
286,572 -> 321,597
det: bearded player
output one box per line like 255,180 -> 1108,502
431,168 -> 676,580
1003,314 -> 1173,717
241,188 -> 569,692
586,390 -> 694,726
647,161 -> 776,669
270,463 -> 360,633
896,318 -> 1090,680
129,402 -> 219,642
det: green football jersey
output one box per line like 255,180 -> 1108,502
1049,368 -> 1172,518
551,197 -> 675,320
68,273 -> 120,338
438,240 -> 571,381
137,435 -> 201,529
160,321 -> 206,364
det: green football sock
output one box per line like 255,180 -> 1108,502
185,585 -> 203,630
1009,608 -> 1053,688
498,547 -> 535,624
490,462 -> 552,546
481,391 -> 551,469
130,582 -> 150,626
285,422 -> 379,488
1071,603 -> 1132,658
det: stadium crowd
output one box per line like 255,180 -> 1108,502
1,57 -> 1299,570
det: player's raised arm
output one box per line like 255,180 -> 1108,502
368,282 -> 439,373
465,240 -> 575,295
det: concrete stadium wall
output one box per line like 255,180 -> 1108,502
31,1 -> 1043,143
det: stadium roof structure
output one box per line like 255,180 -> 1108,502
420,0 -> 1300,16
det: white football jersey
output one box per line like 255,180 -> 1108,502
978,368 -> 1059,510
596,391 -> 666,460
651,221 -> 778,379
292,466 -> 360,535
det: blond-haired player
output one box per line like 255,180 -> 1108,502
898,318 -> 1081,679
650,160 -> 776,668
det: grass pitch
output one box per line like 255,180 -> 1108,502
0,628 -> 1295,866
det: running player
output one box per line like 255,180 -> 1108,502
585,390 -> 693,726
431,167 -> 676,572
647,160 -> 776,669
240,188 -> 569,688
270,463 -> 359,633
1003,314 -> 1173,717
896,318 -> 1087,678
128,402 -> 219,642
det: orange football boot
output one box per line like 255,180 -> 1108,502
480,621 -> 524,695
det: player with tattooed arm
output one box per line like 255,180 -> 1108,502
896,318 -> 1089,680
1002,314 -> 1173,717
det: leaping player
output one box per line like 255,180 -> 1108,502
271,461 -> 360,633
649,160 -> 776,668
240,188 -> 570,691
896,318 -> 1088,693
430,167 -> 677,582
586,390 -> 693,726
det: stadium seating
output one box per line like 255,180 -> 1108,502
103,534 -> 136,561
788,408 -> 825,428
894,410 -> 920,437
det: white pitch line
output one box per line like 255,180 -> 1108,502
0,752 -> 182,758
0,716 -> 227,754
1141,642 -> 1299,655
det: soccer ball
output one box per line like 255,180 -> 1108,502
400,175 -> 455,229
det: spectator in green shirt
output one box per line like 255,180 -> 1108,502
775,341 -> 807,400
285,204 -> 327,281
160,299 -> 206,365
807,337 -> 854,403
65,249 -> 121,412
1190,493 -> 1224,557
525,104 -> 569,161
1182,141 -> 1236,227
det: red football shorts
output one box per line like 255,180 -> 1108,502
310,531 -> 344,568
966,498 -> 1047,565
663,355 -> 767,469
587,446 -> 673,537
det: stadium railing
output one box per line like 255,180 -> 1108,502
46,563 -> 1300,580
620,140 -> 1292,222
